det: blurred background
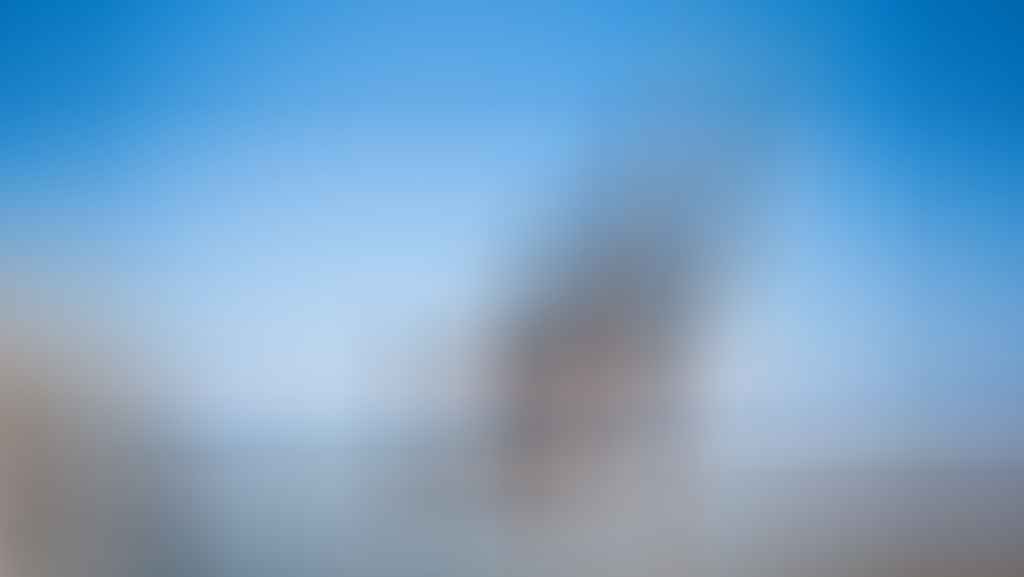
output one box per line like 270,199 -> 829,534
1,2 -> 1021,576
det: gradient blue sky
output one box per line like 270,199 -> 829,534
1,1 -> 1021,462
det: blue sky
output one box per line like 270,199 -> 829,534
1,1 -> 1021,462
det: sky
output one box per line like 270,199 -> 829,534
1,1 -> 1021,464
